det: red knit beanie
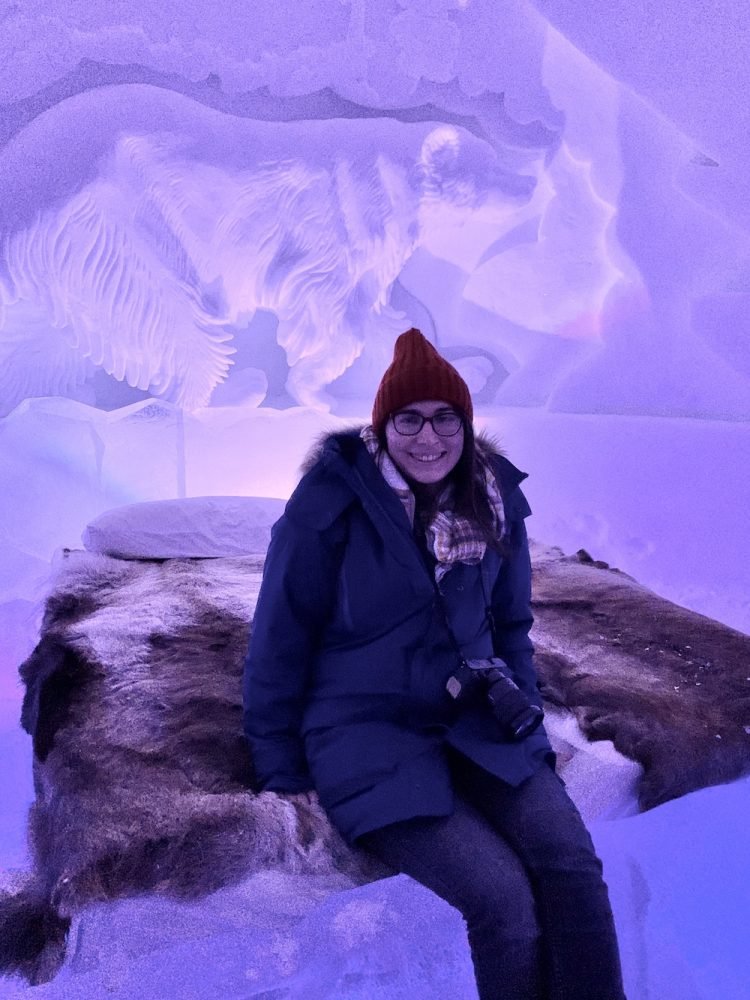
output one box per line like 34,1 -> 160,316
371,328 -> 473,435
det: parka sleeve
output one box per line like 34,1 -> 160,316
489,487 -> 544,710
243,511 -> 341,792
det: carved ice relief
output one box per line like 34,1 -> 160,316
0,83 -> 624,416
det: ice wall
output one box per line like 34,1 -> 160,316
1,1 -> 749,638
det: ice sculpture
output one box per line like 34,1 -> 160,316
1,81 -> 617,415
1,0 -> 749,419
0,94 -> 488,411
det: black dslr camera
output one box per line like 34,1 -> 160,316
446,657 -> 544,741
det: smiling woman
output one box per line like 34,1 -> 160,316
243,327 -> 627,1000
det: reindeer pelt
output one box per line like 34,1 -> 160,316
5,543 -> 750,985
531,543 -> 750,810
3,550 -> 386,985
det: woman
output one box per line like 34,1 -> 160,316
243,328 -> 626,1000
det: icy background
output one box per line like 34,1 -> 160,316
1,1 -> 749,997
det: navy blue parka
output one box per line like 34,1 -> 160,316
243,429 -> 552,843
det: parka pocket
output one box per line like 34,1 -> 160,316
321,766 -> 398,808
306,721 -> 418,807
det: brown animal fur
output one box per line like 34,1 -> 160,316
531,543 -> 750,810
2,551 -> 386,985
2,541 -> 749,985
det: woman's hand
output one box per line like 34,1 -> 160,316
278,789 -> 319,807
277,789 -> 327,847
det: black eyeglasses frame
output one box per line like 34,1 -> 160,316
390,410 -> 463,437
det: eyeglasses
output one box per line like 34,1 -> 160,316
391,410 -> 463,436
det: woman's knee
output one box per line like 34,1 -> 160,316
499,770 -> 604,873
359,806 -> 540,938
458,849 -> 539,940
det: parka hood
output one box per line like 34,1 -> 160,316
300,425 -> 508,471
298,426 -> 526,498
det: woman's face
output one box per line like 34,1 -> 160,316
385,399 -> 465,486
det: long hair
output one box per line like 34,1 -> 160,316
438,420 -> 507,554
450,421 -> 505,550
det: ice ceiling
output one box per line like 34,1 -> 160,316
1,0 -> 749,420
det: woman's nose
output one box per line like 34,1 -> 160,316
416,419 -> 440,443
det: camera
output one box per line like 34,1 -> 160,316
446,657 -> 544,741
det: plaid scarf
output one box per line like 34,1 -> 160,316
360,425 -> 505,581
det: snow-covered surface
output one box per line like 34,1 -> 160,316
0,865 -> 478,1000
592,778 -> 750,1000
543,707 -> 642,824
479,408 -> 750,636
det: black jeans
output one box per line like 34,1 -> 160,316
358,749 -> 626,1000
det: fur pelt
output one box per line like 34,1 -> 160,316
531,543 -> 750,811
2,541 -> 749,985
2,550 -> 386,986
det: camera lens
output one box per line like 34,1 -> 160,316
485,668 -> 544,741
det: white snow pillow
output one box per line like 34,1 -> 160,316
82,496 -> 287,559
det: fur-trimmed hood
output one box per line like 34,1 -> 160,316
295,426 -> 526,526
299,425 -> 509,478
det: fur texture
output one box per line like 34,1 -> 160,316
3,551 -> 386,985
2,542 -> 749,985
531,543 -> 750,810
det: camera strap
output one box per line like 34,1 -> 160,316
480,558 -> 499,647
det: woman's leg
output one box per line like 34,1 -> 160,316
358,796 -> 543,1000
449,752 -> 627,1000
